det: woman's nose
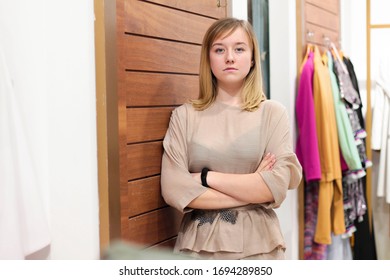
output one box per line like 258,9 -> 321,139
225,50 -> 235,63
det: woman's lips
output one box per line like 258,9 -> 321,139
224,67 -> 238,71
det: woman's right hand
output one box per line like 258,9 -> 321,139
256,153 -> 276,173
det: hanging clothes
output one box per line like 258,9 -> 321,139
327,52 -> 367,238
304,181 -> 327,259
296,47 -> 322,182
372,57 -> 390,203
342,56 -> 377,260
370,56 -> 390,260
326,233 -> 353,260
296,42 -> 378,259
295,47 -> 327,259
333,58 -> 370,171
0,48 -> 51,259
312,46 -> 345,245
342,57 -> 366,132
326,52 -> 363,173
371,82 -> 386,151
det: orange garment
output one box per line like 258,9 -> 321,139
312,47 -> 345,244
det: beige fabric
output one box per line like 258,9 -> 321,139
161,100 -> 302,259
241,246 -> 285,260
181,243 -> 285,260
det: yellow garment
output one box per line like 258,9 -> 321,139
312,47 -> 345,244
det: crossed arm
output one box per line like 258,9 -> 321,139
187,153 -> 276,209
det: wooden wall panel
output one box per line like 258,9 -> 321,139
145,0 -> 226,19
305,23 -> 339,46
299,0 -> 340,50
125,0 -> 215,44
306,0 -> 339,14
127,141 -> 163,180
123,35 -> 200,74
127,207 -> 182,246
127,107 -> 173,143
305,3 -> 339,32
127,176 -> 166,217
114,0 -> 226,249
148,237 -> 177,250
126,72 -> 198,107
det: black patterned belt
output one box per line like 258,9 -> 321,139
190,204 -> 261,227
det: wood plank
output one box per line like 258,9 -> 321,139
127,176 -> 167,217
127,107 -> 174,143
127,207 -> 182,246
144,0 -> 226,19
148,237 -> 177,250
305,3 -> 340,32
127,141 -> 163,180
126,72 -> 199,107
123,35 -> 201,74
306,0 -> 339,15
125,0 -> 214,44
305,23 -> 339,47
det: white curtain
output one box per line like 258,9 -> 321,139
0,47 -> 50,259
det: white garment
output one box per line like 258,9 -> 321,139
0,48 -> 50,259
326,234 -> 353,260
371,84 -> 385,151
372,57 -> 390,204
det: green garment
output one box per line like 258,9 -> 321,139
326,52 -> 362,171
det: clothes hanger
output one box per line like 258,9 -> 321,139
330,41 -> 348,74
322,35 -> 348,74
305,31 -> 315,55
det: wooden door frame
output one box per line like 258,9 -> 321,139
94,0 -> 121,255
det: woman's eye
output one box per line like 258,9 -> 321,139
236,47 -> 245,53
215,48 -> 225,54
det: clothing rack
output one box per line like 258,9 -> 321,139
295,0 -> 342,259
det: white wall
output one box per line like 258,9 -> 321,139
231,0 -> 248,20
268,0 -> 299,260
0,0 -> 99,259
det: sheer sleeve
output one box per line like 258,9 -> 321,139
259,103 -> 302,209
160,105 -> 207,213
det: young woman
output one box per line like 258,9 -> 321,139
161,17 -> 302,260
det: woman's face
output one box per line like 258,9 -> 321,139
209,27 -> 253,89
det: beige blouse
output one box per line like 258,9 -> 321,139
161,100 -> 302,259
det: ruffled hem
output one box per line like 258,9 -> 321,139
174,205 -> 285,259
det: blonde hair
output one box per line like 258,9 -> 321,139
191,17 -> 266,111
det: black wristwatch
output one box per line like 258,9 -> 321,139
201,167 -> 209,188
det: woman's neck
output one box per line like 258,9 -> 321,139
216,84 -> 243,106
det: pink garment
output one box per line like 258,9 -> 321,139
296,51 -> 322,182
340,150 -> 349,172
